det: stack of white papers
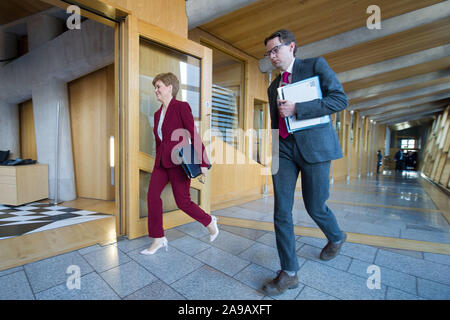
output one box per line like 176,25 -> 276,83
277,76 -> 330,132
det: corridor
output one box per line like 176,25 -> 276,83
1,172 -> 449,300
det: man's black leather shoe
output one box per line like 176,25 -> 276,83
262,270 -> 299,296
320,232 -> 347,261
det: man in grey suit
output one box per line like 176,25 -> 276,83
262,29 -> 348,296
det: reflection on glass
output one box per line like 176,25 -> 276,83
139,38 -> 201,156
253,102 -> 264,164
335,112 -> 341,141
139,170 -> 200,219
202,43 -> 244,149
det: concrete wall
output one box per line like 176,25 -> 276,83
0,101 -> 20,160
0,12 -> 114,202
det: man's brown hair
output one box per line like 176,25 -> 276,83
264,29 -> 297,56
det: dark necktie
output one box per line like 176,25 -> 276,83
279,71 -> 290,139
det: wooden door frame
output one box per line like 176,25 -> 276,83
122,15 -> 212,239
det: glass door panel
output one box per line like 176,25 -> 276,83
124,16 -> 212,239
139,39 -> 202,156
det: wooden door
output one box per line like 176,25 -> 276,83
122,16 -> 212,239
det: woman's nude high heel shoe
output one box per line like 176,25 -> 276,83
208,216 -> 219,242
140,237 -> 168,255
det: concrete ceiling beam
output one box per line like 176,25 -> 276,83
346,69 -> 450,100
359,92 -> 450,117
379,108 -> 445,124
350,82 -> 450,111
186,0 -> 259,29
337,44 -> 450,84
370,103 -> 447,122
299,1 -> 450,59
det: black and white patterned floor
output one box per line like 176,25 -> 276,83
0,202 -> 113,240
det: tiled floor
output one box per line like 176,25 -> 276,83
0,202 -> 113,240
0,171 -> 450,300
218,171 -> 450,244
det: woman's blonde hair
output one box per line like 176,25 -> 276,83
152,72 -> 179,98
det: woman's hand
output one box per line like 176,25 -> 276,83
198,167 -> 208,184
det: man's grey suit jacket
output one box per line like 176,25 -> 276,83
268,57 -> 349,164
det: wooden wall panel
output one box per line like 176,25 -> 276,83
68,65 -> 115,200
0,0 -> 51,25
19,100 -> 37,161
421,106 -> 450,192
210,137 -> 265,205
101,0 -> 187,38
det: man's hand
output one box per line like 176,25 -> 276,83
278,100 -> 296,118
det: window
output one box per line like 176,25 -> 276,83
401,139 -> 415,149
335,112 -> 342,141
139,38 -> 201,157
253,101 -> 265,164
202,42 -> 245,149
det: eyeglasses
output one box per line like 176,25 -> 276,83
264,42 -> 290,57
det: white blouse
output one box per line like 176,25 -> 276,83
157,108 -> 166,141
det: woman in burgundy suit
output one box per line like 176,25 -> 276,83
140,72 -> 219,255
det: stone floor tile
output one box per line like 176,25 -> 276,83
374,246 -> 423,259
170,235 -> 211,256
296,286 -> 339,300
100,261 -> 156,298
127,246 -> 203,284
24,251 -> 93,293
423,252 -> 450,266
385,287 -> 425,300
82,245 -> 131,273
297,244 -> 352,271
298,260 -> 386,300
115,236 -> 152,253
238,242 -> 305,272
297,236 -> 328,249
124,280 -> 186,300
375,249 -> 450,286
417,278 -> 450,300
401,229 -> 450,244
199,230 -> 256,255
339,241 -> 378,263
0,266 -> 24,277
195,247 -> 250,277
35,272 -> 120,300
176,222 -> 210,239
256,232 -> 277,248
347,258 -> 417,295
0,271 -> 34,300
77,244 -> 103,256
171,265 -> 263,300
218,224 -> 268,240
165,228 -> 188,241
233,263 -> 304,300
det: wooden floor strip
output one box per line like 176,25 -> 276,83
0,216 -> 117,271
215,216 -> 450,255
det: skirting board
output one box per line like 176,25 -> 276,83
0,216 -> 117,271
